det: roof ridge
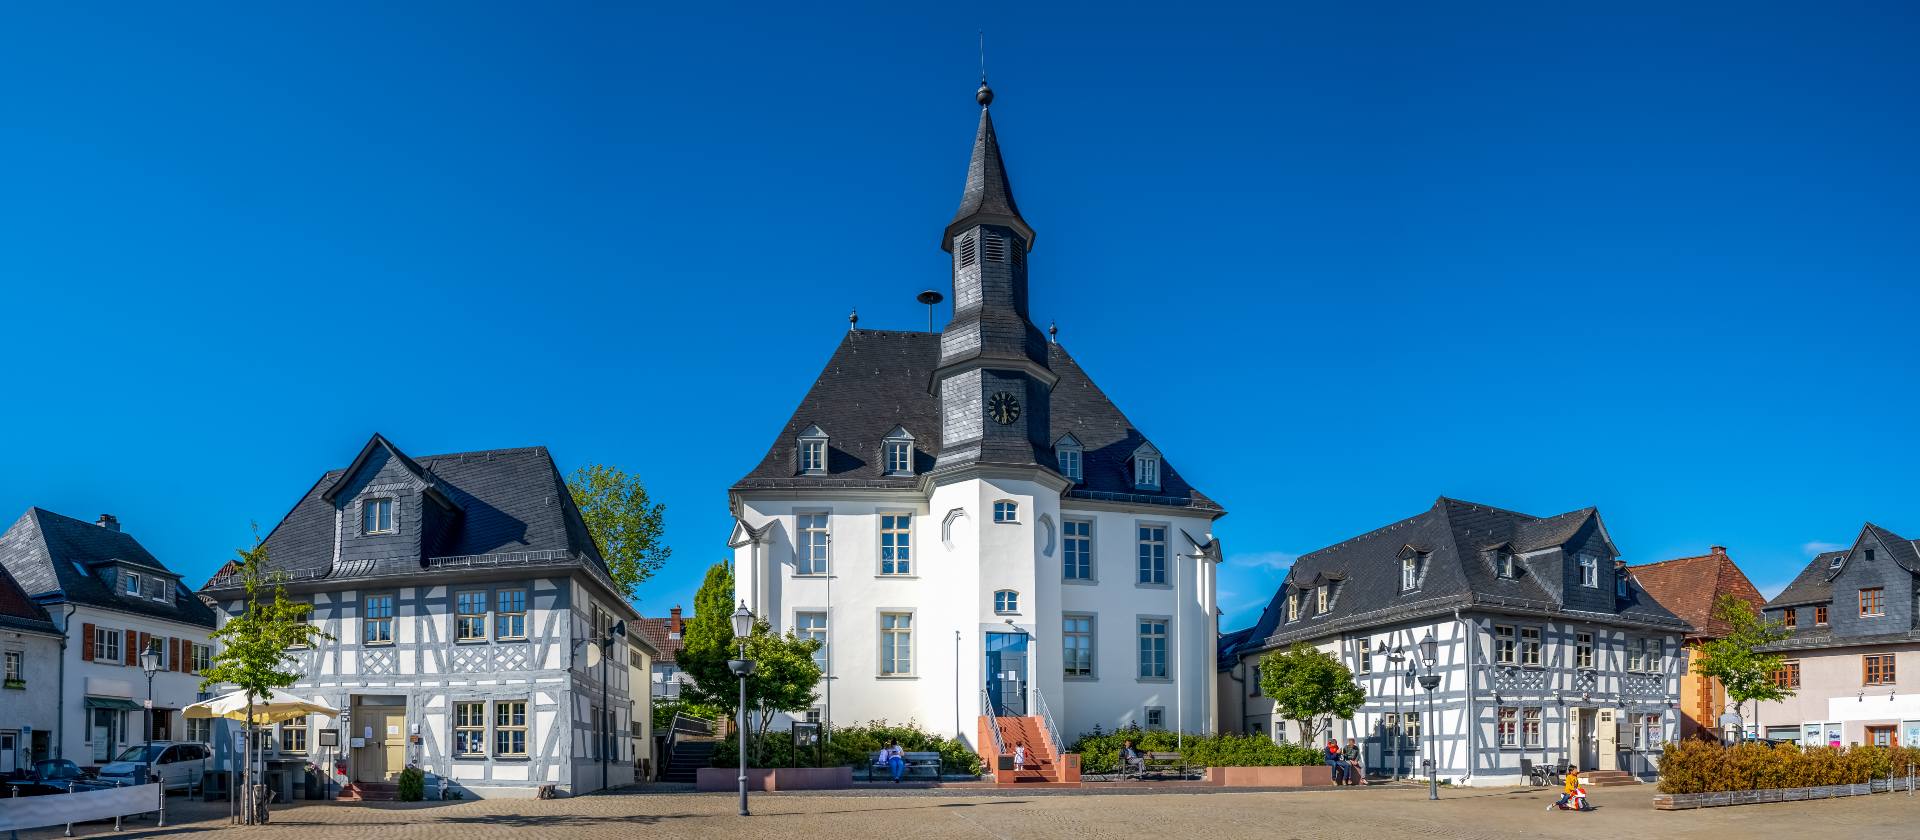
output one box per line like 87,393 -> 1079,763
1294,504 -> 1442,565
418,445 -> 550,462
1629,552 -> 1718,569
1434,496 -> 1547,522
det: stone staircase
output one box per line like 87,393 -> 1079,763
1582,769 -> 1641,787
663,737 -> 717,783
337,781 -> 397,802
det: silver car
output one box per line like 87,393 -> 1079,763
95,742 -> 210,793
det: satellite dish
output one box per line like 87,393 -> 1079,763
584,641 -> 603,668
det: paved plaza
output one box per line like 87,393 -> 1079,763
22,783 -> 1920,840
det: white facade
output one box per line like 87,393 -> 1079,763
60,605 -> 216,768
733,475 -> 1219,745
0,622 -> 62,772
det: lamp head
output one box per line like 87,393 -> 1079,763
140,641 -> 161,675
609,619 -> 627,639
731,600 -> 754,639
1418,631 -> 1438,668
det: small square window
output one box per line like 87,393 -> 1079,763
123,572 -> 141,596
1144,707 -> 1166,730
994,590 -> 1019,614
993,501 -> 1018,523
363,498 -> 394,534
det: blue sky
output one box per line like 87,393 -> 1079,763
2,3 -> 1916,630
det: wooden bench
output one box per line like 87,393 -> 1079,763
867,750 -> 943,782
1122,751 -> 1188,780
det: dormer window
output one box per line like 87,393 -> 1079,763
796,425 -> 829,476
1616,574 -> 1629,598
1055,434 -> 1083,483
1578,554 -> 1598,588
362,498 -> 395,535
1286,591 -> 1300,622
1492,548 -> 1516,579
1830,554 -> 1845,569
882,426 -> 915,477
1315,584 -> 1329,614
124,571 -> 141,596
1398,548 -> 1426,592
1130,442 -> 1162,491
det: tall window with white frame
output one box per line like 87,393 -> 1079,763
363,498 -> 394,534
1498,707 -> 1518,747
453,702 -> 486,757
495,700 -> 528,757
880,612 -> 913,676
496,589 -> 527,640
1138,618 -> 1168,679
1356,637 -> 1372,674
1520,627 -> 1541,666
1063,615 -> 1093,678
1575,632 -> 1594,669
456,591 -> 488,642
798,429 -> 827,475
1137,525 -> 1167,585
1401,555 -> 1419,590
879,514 -> 911,575
1578,554 -> 1598,587
95,626 -> 121,662
1056,437 -> 1083,483
3,650 -> 20,684
1524,707 -> 1543,748
796,612 -> 828,671
1063,519 -> 1092,581
796,513 -> 830,576
1495,624 -> 1516,665
365,595 -> 395,644
883,437 -> 912,476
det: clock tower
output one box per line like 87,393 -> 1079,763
932,81 -> 1058,476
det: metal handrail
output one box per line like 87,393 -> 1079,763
1066,488 -> 1223,512
979,689 -> 1005,757
1031,687 -> 1064,757
204,548 -> 624,601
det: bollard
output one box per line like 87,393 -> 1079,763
11,782 -> 20,840
153,771 -> 167,828
65,780 -> 74,837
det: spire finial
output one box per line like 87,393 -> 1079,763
1048,321 -> 1058,343
976,31 -> 993,106
848,307 -> 858,330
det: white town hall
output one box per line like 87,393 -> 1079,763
728,81 -> 1224,750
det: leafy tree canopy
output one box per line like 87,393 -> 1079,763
1258,642 -> 1366,747
567,463 -> 671,603
200,536 -> 332,699
677,561 -> 822,729
1692,594 -> 1795,721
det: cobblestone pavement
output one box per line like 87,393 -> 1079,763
22,783 -> 1920,840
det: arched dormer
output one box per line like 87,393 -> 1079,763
1053,434 -> 1084,483
882,426 -> 916,477
1129,441 -> 1162,491
796,425 -> 828,476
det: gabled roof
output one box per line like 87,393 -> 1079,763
730,330 -> 1219,512
218,443 -> 620,605
1769,551 -> 1845,607
632,616 -> 686,665
320,433 -> 457,511
1628,547 -> 1766,638
1231,497 -> 1683,654
0,508 -> 217,628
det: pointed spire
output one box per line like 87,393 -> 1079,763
942,82 -> 1035,252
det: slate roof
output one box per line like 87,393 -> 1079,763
0,562 -> 57,634
213,439 -> 618,596
1769,551 -> 1845,608
1628,547 -> 1767,638
943,98 -> 1032,252
1227,497 -> 1686,656
730,330 -> 1219,513
0,508 -> 218,628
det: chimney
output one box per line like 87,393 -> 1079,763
96,514 -> 120,532
1710,545 -> 1727,556
669,606 -> 683,639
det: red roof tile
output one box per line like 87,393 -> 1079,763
1629,547 -> 1766,638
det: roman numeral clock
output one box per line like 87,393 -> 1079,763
988,391 -> 1021,425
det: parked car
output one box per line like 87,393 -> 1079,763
94,742 -> 211,793
5,759 -> 103,796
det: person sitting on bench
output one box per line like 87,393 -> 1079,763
1120,740 -> 1146,776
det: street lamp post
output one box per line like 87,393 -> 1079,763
1417,631 -> 1440,801
1386,646 -> 1406,780
728,602 -> 757,817
139,641 -> 161,818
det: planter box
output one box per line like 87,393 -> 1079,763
694,767 -> 852,792
1653,779 -> 1915,810
1205,765 -> 1334,787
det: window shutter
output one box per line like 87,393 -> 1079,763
170,638 -> 182,671
126,630 -> 140,666
82,623 -> 96,661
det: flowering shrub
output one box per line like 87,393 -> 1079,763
1657,740 -> 1920,794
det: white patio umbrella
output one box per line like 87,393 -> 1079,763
186,689 -> 334,824
185,688 -> 334,724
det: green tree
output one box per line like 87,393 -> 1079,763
677,562 -> 823,737
199,535 -> 330,822
1258,643 -> 1366,747
1692,594 -> 1795,730
567,463 -> 671,602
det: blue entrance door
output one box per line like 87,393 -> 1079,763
985,632 -> 1029,716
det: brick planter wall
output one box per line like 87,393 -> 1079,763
694,767 -> 853,792
1205,766 -> 1334,787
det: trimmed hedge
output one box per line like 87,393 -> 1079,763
1068,728 -> 1322,775
1658,740 -> 1920,794
711,720 -> 982,774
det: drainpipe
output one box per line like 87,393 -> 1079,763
56,603 -> 76,762
1454,608 -> 1473,782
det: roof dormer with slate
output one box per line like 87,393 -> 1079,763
0,508 -> 216,628
1763,522 -> 1920,649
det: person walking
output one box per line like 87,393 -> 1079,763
885,739 -> 906,783
1013,742 -> 1028,773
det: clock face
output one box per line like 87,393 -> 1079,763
988,391 -> 1022,425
